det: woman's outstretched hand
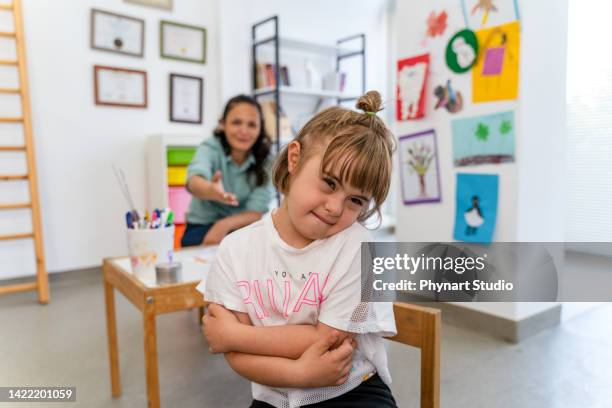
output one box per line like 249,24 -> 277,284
211,170 -> 239,206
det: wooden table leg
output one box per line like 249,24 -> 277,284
104,278 -> 121,397
143,298 -> 160,408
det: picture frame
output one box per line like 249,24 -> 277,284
398,129 -> 442,205
90,9 -> 145,57
169,74 -> 203,124
124,0 -> 172,11
160,20 -> 207,64
94,65 -> 148,108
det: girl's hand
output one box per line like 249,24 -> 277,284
202,221 -> 231,245
295,330 -> 356,387
202,303 -> 242,353
211,170 -> 239,206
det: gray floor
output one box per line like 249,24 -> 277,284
1,254 -> 611,407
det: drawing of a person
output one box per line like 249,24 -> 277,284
464,195 -> 484,235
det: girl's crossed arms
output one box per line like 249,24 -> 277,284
203,303 -> 358,388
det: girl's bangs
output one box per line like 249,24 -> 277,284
320,132 -> 390,204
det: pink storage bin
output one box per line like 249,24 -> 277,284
168,186 -> 192,224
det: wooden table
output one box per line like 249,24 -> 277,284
103,247 -> 215,408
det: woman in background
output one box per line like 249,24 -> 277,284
182,95 -> 273,246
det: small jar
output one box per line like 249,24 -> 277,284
155,261 -> 182,285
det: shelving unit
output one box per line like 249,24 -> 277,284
146,134 -> 200,249
251,15 -> 366,154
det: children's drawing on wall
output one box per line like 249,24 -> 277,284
453,173 -> 499,243
434,80 -> 463,113
426,10 -> 448,39
464,195 -> 484,235
452,110 -> 515,166
472,21 -> 520,102
461,0 -> 520,28
471,0 -> 497,27
445,29 -> 478,74
396,54 -> 429,121
399,129 -> 441,205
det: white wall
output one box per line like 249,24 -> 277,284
391,0 -> 568,244
0,0 -> 221,279
516,0 -> 568,242
392,0 -> 519,242
390,0 -> 568,321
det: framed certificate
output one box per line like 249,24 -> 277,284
94,65 -> 148,108
124,0 -> 172,10
170,74 -> 203,124
91,9 -> 144,57
160,21 -> 206,64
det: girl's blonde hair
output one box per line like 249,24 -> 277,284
272,90 -> 395,224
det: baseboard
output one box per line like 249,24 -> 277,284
0,266 -> 101,287
513,304 -> 562,342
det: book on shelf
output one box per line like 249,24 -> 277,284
340,72 -> 346,92
265,63 -> 275,86
280,66 -> 290,87
256,63 -> 291,88
261,100 -> 293,142
255,63 -> 267,89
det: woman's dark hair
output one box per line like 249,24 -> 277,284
213,94 -> 271,186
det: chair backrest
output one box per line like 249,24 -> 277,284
385,302 -> 441,408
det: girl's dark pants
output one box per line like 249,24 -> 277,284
249,374 -> 397,408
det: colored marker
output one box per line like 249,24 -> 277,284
151,211 -> 158,229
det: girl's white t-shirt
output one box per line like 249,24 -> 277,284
196,212 -> 396,408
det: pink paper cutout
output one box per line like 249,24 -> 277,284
482,47 -> 505,76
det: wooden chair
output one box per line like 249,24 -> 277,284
386,302 -> 441,408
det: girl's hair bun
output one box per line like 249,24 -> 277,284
355,90 -> 383,114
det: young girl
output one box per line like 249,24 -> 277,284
196,91 -> 397,408
182,95 -> 273,247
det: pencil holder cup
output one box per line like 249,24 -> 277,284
126,226 -> 175,281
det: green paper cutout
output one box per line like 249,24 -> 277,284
499,119 -> 512,135
446,29 -> 479,74
475,123 -> 489,141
